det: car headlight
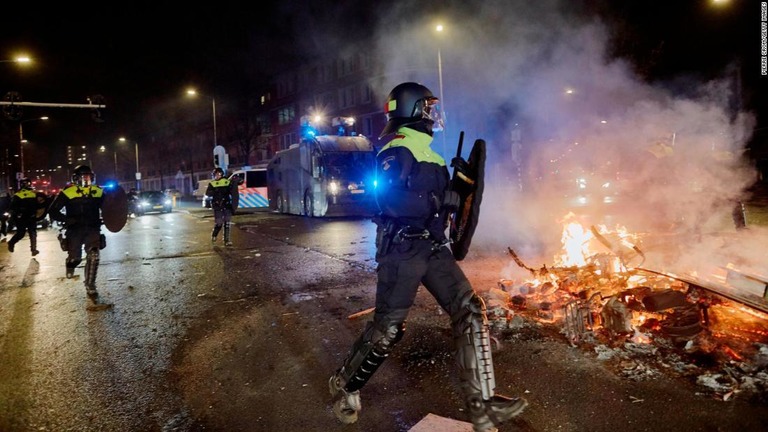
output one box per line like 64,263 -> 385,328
164,199 -> 171,205
139,200 -> 149,207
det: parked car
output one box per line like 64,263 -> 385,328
135,190 -> 172,215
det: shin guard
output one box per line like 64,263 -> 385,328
335,313 -> 406,392
224,223 -> 232,245
84,250 -> 100,291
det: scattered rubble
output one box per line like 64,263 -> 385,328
479,242 -> 768,403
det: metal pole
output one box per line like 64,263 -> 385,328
212,97 -> 218,147
18,123 -> 24,177
113,150 -> 118,180
135,142 -> 140,191
437,47 -> 447,160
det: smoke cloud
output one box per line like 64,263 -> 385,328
369,0 -> 762,281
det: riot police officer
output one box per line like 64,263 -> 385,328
205,167 -> 236,246
7,178 -> 40,256
329,82 -> 527,432
48,165 -> 106,303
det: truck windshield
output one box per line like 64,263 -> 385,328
323,152 -> 375,179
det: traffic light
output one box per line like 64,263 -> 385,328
3,91 -> 23,120
89,95 -> 105,123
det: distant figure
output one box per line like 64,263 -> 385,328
732,200 -> 747,229
0,188 -> 11,240
205,167 -> 236,246
48,165 -> 108,306
7,178 -> 40,256
127,188 -> 139,216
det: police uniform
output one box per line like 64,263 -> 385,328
205,168 -> 235,246
7,181 -> 40,255
48,166 -> 104,300
329,83 -> 527,432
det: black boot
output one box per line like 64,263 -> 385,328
453,291 -> 527,432
83,250 -> 99,300
30,235 -> 39,256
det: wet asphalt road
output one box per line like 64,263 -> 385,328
0,202 -> 381,431
2,199 -> 768,431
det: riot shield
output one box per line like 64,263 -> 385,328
102,186 -> 128,233
449,139 -> 486,261
35,192 -> 50,222
230,180 -> 240,212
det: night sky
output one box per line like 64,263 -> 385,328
0,1 -> 764,162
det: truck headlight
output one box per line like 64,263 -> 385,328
328,181 -> 339,195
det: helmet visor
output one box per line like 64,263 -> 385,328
423,97 -> 444,132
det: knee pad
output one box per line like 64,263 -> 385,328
339,318 -> 405,392
451,290 -> 488,337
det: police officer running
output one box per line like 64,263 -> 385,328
48,165 -> 107,303
328,82 -> 527,432
205,167 -> 236,246
7,178 -> 40,256
0,187 -> 13,241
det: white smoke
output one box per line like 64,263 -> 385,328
370,0 -> 763,279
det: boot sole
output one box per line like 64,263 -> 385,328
329,375 -> 359,424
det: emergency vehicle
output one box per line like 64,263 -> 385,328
266,134 -> 377,217
229,166 -> 268,208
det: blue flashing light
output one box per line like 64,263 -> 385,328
102,181 -> 117,190
301,124 -> 318,140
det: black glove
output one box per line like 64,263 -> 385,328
451,157 -> 470,177
443,190 -> 461,210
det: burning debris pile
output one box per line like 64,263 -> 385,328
483,219 -> 768,402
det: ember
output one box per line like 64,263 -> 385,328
488,220 -> 768,400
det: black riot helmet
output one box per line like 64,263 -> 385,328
72,165 -> 95,187
19,178 -> 32,189
212,167 -> 224,179
379,82 -> 444,137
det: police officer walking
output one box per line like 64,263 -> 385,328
48,165 -> 107,305
0,187 -> 12,241
205,167 -> 236,246
328,82 -> 527,432
7,178 -> 40,256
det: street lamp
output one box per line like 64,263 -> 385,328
435,24 -> 447,159
185,88 -> 217,147
119,137 -> 141,191
19,116 -> 49,178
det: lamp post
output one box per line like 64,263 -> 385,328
1,55 -> 32,190
119,137 -> 141,191
185,88 -> 217,147
19,116 -> 49,179
435,24 -> 447,159
99,145 -> 118,179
